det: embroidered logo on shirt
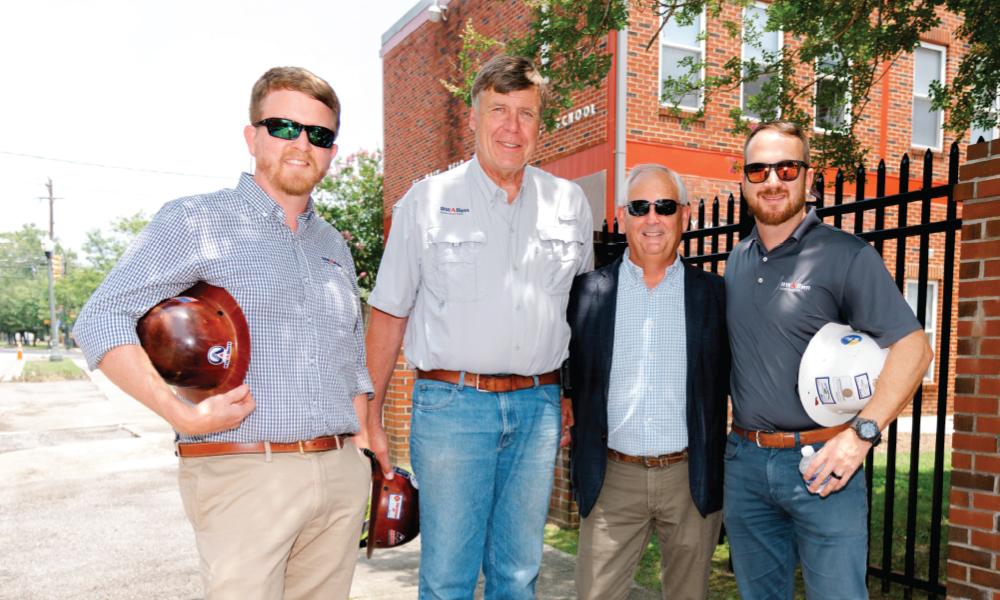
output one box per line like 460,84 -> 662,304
778,280 -> 811,292
439,206 -> 470,215
206,342 -> 232,369
320,257 -> 340,267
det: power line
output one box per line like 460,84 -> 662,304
0,150 -> 230,180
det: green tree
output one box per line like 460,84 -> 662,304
446,1 -> 998,171
82,212 -> 149,272
0,225 -> 59,342
314,150 -> 384,302
653,0 -> 999,170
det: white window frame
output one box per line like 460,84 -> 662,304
969,95 -> 999,143
740,1 -> 783,122
813,54 -> 852,133
911,41 -> 946,152
658,8 -> 706,112
905,279 -> 938,382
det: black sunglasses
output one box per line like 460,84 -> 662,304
626,199 -> 681,217
743,160 -> 809,184
254,118 -> 337,149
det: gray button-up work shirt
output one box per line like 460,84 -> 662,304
369,157 -> 594,375
74,173 -> 373,443
725,208 -> 921,431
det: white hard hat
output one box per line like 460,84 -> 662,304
798,323 -> 889,427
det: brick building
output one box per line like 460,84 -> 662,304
378,0 -> 988,529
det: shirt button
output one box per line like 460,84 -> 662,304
762,257 -> 768,262
757,277 -> 764,284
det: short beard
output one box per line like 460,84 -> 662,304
257,152 -> 323,198
751,195 -> 805,226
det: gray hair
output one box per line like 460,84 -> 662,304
622,163 -> 688,207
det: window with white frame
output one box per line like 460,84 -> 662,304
741,2 -> 781,121
904,279 -> 938,381
969,95 -> 999,143
659,10 -> 705,110
815,51 -> 850,131
912,43 -> 946,150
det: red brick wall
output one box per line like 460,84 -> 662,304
949,139 -> 1000,600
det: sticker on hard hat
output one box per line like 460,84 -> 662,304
840,334 -> 863,346
815,377 -> 835,404
389,530 -> 408,544
206,342 -> 233,369
855,373 -> 873,399
387,494 -> 404,520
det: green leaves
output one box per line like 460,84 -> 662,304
314,150 -> 384,303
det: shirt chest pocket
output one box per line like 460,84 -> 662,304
426,226 -> 486,303
539,225 -> 585,295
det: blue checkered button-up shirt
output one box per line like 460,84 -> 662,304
606,249 -> 688,456
73,173 -> 373,443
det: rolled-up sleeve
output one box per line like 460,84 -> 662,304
73,200 -> 200,370
368,192 -> 421,318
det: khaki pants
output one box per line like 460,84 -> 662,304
575,457 -> 722,600
177,440 -> 371,600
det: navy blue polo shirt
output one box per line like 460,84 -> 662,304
724,208 -> 921,431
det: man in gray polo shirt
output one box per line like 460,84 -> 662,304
724,120 -> 932,599
364,55 -> 593,599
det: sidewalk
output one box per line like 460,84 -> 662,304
0,359 -> 655,599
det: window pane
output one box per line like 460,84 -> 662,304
743,75 -> 773,120
912,96 -> 941,147
662,46 -> 701,108
970,125 -> 995,143
816,78 -> 848,130
662,13 -> 701,48
914,47 -> 941,96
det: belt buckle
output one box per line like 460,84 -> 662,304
642,456 -> 654,468
475,374 -> 488,392
298,440 -> 305,455
754,431 -> 764,448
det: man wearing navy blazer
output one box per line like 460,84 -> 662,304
567,163 -> 729,600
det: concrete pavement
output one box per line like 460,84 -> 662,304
0,354 -> 655,599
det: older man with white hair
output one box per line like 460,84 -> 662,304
567,163 -> 729,600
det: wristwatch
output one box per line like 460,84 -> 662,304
851,417 -> 882,447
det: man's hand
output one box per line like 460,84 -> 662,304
367,419 -> 395,479
560,397 -> 574,448
174,384 -> 256,436
803,429 -> 871,497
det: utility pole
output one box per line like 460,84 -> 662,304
38,179 -> 63,360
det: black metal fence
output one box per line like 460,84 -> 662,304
595,143 -> 962,597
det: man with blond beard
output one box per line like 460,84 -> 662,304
74,67 -> 372,599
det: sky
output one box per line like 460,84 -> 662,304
1,0 -> 422,253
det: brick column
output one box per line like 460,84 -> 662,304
950,139 -> 1000,600
383,351 -> 414,467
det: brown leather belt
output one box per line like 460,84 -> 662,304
176,434 -> 352,458
731,423 -> 850,449
416,369 -> 560,393
607,448 -> 688,468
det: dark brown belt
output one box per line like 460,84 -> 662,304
416,369 -> 560,393
607,448 -> 688,468
731,423 -> 850,449
176,434 -> 352,458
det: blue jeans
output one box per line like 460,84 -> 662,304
410,378 -> 561,600
723,432 -> 869,600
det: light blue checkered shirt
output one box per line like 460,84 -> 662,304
606,248 -> 688,456
74,173 -> 373,444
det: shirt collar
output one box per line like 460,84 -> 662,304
749,206 -> 820,250
237,172 -> 316,226
469,156 -> 524,206
619,247 -> 685,289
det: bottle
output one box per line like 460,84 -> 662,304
798,445 -> 829,494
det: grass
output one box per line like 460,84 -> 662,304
14,359 -> 87,382
545,449 -> 949,599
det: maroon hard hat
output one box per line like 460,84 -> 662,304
136,282 -> 250,403
360,450 -> 420,558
